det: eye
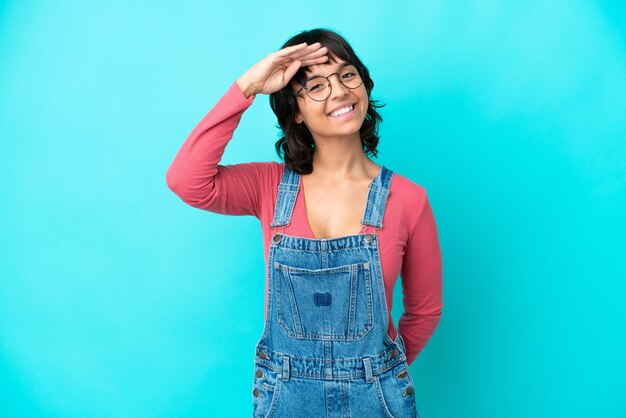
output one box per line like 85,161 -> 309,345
309,83 -> 323,91
342,72 -> 356,79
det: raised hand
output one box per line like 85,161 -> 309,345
236,42 -> 329,98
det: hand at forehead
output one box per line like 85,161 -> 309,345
304,54 -> 345,76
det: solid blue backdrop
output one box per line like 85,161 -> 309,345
1,1 -> 625,417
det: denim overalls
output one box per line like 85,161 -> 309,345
252,165 -> 419,418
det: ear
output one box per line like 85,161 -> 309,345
295,112 -> 303,124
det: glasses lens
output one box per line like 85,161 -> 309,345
304,65 -> 363,101
339,65 -> 362,89
305,76 -> 329,101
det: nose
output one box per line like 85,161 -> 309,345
328,73 -> 349,100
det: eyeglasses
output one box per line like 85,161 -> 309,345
294,64 -> 364,102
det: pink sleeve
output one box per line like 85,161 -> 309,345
166,81 -> 273,218
398,193 -> 444,365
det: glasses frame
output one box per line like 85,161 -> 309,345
293,63 -> 365,102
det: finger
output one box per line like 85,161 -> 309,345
273,44 -> 326,66
283,59 -> 303,84
276,42 -> 309,57
285,42 -> 324,58
299,55 -> 330,66
299,45 -> 327,56
298,54 -> 328,66
298,47 -> 328,60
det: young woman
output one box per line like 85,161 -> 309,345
166,28 -> 443,418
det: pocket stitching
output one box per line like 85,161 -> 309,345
373,376 -> 395,418
264,378 -> 282,418
275,262 -> 374,341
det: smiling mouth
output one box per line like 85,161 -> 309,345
328,104 -> 356,117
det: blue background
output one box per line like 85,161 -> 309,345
1,1 -> 625,417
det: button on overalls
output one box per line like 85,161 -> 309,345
252,165 -> 419,418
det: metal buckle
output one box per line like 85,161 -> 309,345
271,222 -> 290,243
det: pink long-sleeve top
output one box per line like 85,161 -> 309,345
165,81 -> 443,365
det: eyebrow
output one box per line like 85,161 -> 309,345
305,63 -> 351,80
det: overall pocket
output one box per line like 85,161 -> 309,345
374,361 -> 419,418
274,261 -> 374,341
251,362 -> 281,418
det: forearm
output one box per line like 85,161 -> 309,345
399,193 -> 444,364
165,82 -> 259,214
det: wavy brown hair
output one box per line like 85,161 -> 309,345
269,28 -> 385,175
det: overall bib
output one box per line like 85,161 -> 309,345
252,165 -> 419,418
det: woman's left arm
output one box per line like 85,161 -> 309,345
398,193 -> 444,365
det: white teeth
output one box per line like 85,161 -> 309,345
329,104 -> 354,117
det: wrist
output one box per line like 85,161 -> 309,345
236,78 -> 256,99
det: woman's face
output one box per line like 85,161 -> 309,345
292,56 -> 369,140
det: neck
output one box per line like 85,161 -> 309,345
309,132 -> 374,180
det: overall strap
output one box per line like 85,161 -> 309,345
271,164 -> 394,229
270,164 -> 300,228
361,165 -> 393,228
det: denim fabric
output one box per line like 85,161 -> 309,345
252,165 -> 419,418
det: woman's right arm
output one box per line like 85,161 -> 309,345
165,81 -> 269,217
166,42 -> 329,218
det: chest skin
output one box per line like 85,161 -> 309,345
301,174 -> 373,239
